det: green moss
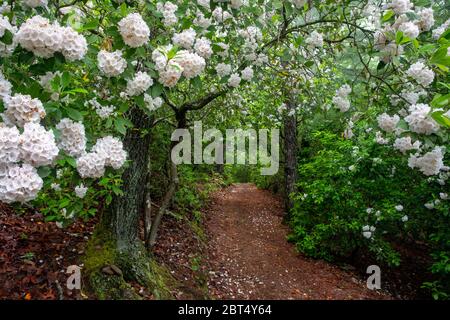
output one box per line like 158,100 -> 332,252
147,258 -> 177,300
83,227 -> 117,275
88,271 -> 140,300
83,226 -> 178,300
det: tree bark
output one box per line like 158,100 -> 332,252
101,107 -> 153,251
283,101 -> 298,213
84,107 -> 174,299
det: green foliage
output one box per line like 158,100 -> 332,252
289,129 -> 450,297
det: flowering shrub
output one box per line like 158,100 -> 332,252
0,0 -> 448,299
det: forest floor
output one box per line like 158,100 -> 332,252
0,183 -> 429,299
202,183 -> 388,300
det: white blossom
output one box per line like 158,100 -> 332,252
75,184 -> 88,199
377,113 -> 400,133
118,13 -> 150,48
3,94 -> 46,127
92,136 -> 127,170
408,147 -> 445,176
404,103 -> 439,135
406,62 -> 434,87
0,164 -> 43,203
228,73 -> 241,88
126,72 -> 153,96
56,118 -> 86,158
97,50 -> 127,77
172,28 -> 196,49
393,136 -> 421,154
19,122 -> 59,167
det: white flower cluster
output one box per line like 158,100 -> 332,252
375,131 -> 389,145
377,113 -> 400,133
212,7 -> 233,23
194,37 -> 213,59
76,152 -> 105,179
172,28 -> 196,49
0,125 -> 21,164
0,72 -> 12,99
15,15 -> 87,61
0,109 -> 59,203
0,16 -> 18,57
228,73 -> 241,88
97,50 -> 127,77
86,98 -> 116,119
387,0 -> 413,15
0,164 -> 43,204
75,184 -> 88,199
417,8 -> 435,32
3,94 -> 46,127
343,121 -> 355,140
173,50 -> 206,79
398,21 -> 419,39
118,13 -> 150,48
23,0 -> 47,8
332,84 -> 351,112
59,26 -> 89,61
55,118 -> 86,158
92,136 -> 127,170
408,147 -> 445,176
393,136 -> 421,154
404,103 -> 439,135
157,2 -> 178,27
153,46 -> 206,87
144,94 -> 163,112
241,66 -> 254,81
193,11 -> 212,29
406,62 -> 434,87
216,63 -> 232,77
126,72 -> 153,96
390,86 -> 427,106
433,19 -> 450,40
76,136 -> 127,178
305,31 -> 324,49
362,225 -> 376,239
20,122 -> 59,167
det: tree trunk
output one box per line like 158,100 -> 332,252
283,101 -> 298,213
101,108 -> 152,251
147,109 -> 186,249
84,108 -> 173,299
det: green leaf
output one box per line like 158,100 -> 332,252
65,107 -> 83,121
114,118 -> 127,135
65,157 -> 77,168
0,29 -> 13,45
37,167 -> 52,178
395,31 -> 404,44
83,19 -> 99,31
61,72 -> 71,89
151,83 -> 164,97
431,111 -> 450,128
382,10 -> 395,22
191,76 -> 203,90
431,94 -> 450,108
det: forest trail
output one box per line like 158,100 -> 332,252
205,183 -> 387,300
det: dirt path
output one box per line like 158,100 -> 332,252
205,183 -> 388,300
